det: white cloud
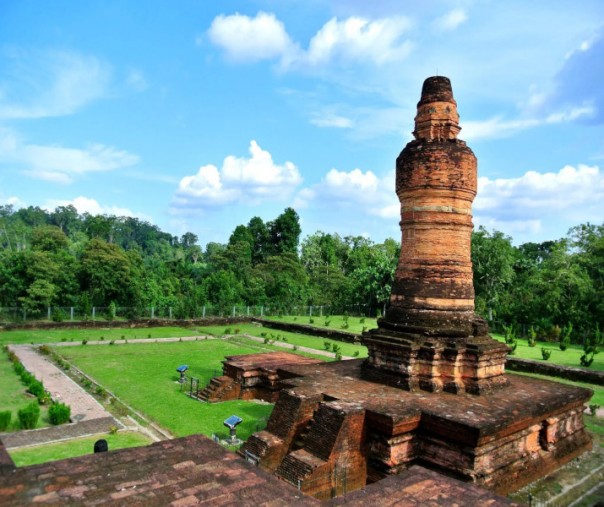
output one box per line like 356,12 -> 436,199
462,104 -> 595,140
0,49 -> 111,120
474,164 -> 604,240
173,140 -> 303,211
207,12 -> 412,68
433,9 -> 468,31
304,16 -> 412,66
208,11 -> 296,63
0,128 -> 139,184
295,167 -> 397,217
44,196 -> 149,219
310,113 -> 354,128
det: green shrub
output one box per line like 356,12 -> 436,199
48,402 -> 71,425
580,324 -> 601,368
559,323 -> 572,351
51,308 -> 66,322
324,318 -> 331,327
309,318 -> 315,324
18,402 -> 40,430
82,339 -> 88,345
527,326 -> 537,347
589,404 -> 601,416
335,352 -> 342,361
359,317 -> 365,324
28,379 -> 46,401
323,341 -> 331,351
353,351 -> 360,357
37,345 -> 51,355
0,410 -> 11,431
109,340 -> 115,345
541,348 -> 552,361
224,328 -> 232,335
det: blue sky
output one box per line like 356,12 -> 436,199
1,0 -> 603,247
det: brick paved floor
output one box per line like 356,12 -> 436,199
8,344 -> 112,422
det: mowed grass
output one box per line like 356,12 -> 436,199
199,323 -> 368,358
9,431 -> 152,467
491,333 -> 604,371
0,352 -> 50,431
0,326 -> 201,346
265,315 -> 378,335
56,339 -> 278,440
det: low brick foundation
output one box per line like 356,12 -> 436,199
240,358 -> 592,499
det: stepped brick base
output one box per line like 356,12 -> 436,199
240,358 -> 592,499
363,320 -> 510,395
198,352 -> 322,403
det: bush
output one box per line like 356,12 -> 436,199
323,341 -> 331,351
82,339 -> 88,345
48,402 -> 71,425
28,379 -> 48,403
18,402 -> 40,430
589,404 -> 601,416
37,345 -> 51,355
541,348 -> 552,361
0,410 -> 11,431
51,308 -> 66,322
359,317 -> 365,324
527,326 -> 537,347
224,328 -> 232,335
109,340 -> 115,345
560,323 -> 572,351
353,351 -> 360,357
324,317 -> 331,327
580,324 -> 601,368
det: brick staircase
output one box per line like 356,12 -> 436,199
194,376 -> 240,402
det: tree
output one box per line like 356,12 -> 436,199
31,226 -> 68,252
471,227 -> 516,321
247,216 -> 269,265
79,239 -> 136,305
267,208 -> 301,257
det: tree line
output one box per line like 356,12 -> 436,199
0,204 -> 602,343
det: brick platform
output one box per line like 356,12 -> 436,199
197,352 -> 322,403
0,435 -> 521,506
241,359 -> 592,498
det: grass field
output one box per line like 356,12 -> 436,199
55,339 -> 280,440
0,326 -> 201,346
0,351 -> 50,431
491,334 -> 604,371
199,323 -> 368,358
8,431 -> 152,466
264,315 -> 378,335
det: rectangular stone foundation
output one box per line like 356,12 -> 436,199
240,359 -> 593,499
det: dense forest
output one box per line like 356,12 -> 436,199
0,204 -> 602,343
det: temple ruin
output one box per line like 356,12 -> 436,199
239,76 -> 593,499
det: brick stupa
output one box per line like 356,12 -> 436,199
363,76 -> 509,394
239,76 -> 593,500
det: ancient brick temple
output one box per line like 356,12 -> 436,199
363,76 -> 510,394
240,76 -> 593,500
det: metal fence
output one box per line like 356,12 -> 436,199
0,303 -> 380,324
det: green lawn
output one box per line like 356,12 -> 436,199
491,334 -> 604,371
198,323 -> 368,358
0,351 -> 49,431
0,326 -> 201,346
264,315 -> 378,335
55,339 -> 277,439
9,431 -> 152,466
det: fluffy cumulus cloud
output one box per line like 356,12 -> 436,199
173,140 -> 303,211
207,11 -> 295,63
0,49 -> 111,120
294,167 -> 397,217
0,128 -> 139,184
475,164 -> 604,239
44,196 -> 148,219
207,12 -> 412,68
